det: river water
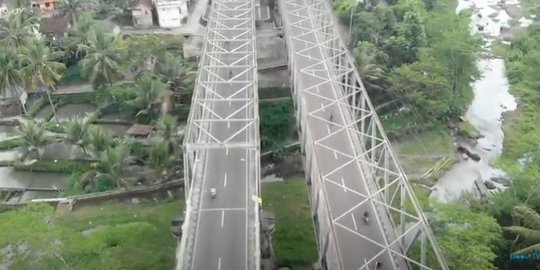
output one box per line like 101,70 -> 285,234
431,0 -> 523,202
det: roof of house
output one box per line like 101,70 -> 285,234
39,17 -> 69,36
129,0 -> 153,8
127,124 -> 155,136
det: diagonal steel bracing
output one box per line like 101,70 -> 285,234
177,0 -> 260,268
279,0 -> 449,269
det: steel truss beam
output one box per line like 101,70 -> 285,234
178,0 -> 260,268
279,0 -> 449,269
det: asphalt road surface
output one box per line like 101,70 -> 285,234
189,65 -> 252,269
282,0 -> 405,269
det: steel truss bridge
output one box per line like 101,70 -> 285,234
177,0 -> 449,268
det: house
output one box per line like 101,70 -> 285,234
31,0 -> 58,12
126,124 -> 155,138
39,17 -> 70,41
130,0 -> 154,27
154,0 -> 189,28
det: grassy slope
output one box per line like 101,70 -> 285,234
496,17 -> 540,168
55,201 -> 183,270
43,180 -> 317,270
393,125 -> 456,183
262,179 -> 318,269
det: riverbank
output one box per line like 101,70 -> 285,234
496,25 -> 540,169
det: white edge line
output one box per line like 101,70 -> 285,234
221,210 -> 225,228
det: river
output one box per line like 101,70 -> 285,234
430,0 -> 525,202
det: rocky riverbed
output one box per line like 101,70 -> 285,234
430,0 -> 535,202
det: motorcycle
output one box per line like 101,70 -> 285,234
363,211 -> 369,224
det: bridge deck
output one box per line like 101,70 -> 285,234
177,0 -> 260,269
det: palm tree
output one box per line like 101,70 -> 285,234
86,125 -> 112,158
78,28 -> 124,85
353,41 -> 387,93
94,145 -> 132,188
157,115 -> 177,142
149,138 -> 175,180
19,39 -> 66,117
156,53 -> 195,94
0,49 -> 24,104
65,14 -> 95,60
16,120 -> 49,160
504,205 -> 540,253
128,73 -> 169,118
58,0 -> 87,26
0,11 -> 40,47
65,115 -> 93,157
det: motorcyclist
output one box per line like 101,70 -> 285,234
375,261 -> 382,269
363,211 -> 369,224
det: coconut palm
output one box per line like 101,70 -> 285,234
149,138 -> 175,180
157,115 -> 177,141
86,125 -> 112,158
93,145 -> 132,188
353,41 -> 387,93
504,205 -> 540,253
65,115 -> 94,157
58,0 -> 88,26
19,39 -> 66,117
78,28 -> 124,85
0,11 -> 40,47
64,13 -> 95,62
16,120 -> 49,160
0,49 -> 24,99
156,53 -> 195,94
128,73 -> 169,119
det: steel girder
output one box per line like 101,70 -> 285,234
177,0 -> 260,268
279,0 -> 449,269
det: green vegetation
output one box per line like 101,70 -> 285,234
333,0 -> 479,134
0,8 -> 191,196
0,201 -> 182,269
12,160 -> 92,173
260,100 -> 295,150
0,137 -> 23,150
262,179 -> 318,269
503,205 -> 540,254
457,120 -> 481,138
394,125 -> 455,182
488,27 -> 540,265
497,28 -> 540,164
429,203 -> 502,270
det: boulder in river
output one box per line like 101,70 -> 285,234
484,180 -> 497,190
491,176 -> 511,187
457,145 -> 481,161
